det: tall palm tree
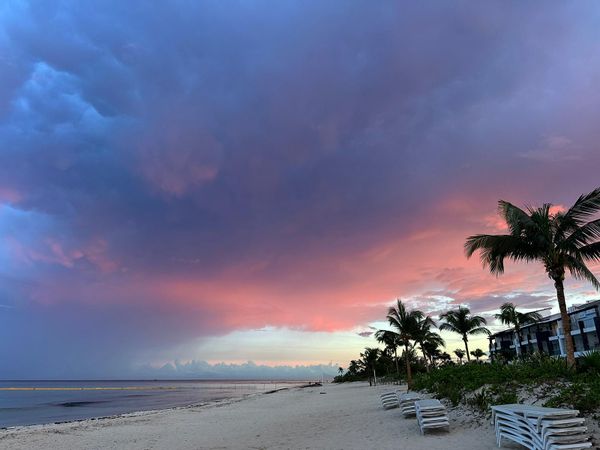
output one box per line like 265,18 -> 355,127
359,347 -> 380,386
386,299 -> 423,389
347,360 -> 360,376
495,302 -> 543,357
422,339 -> 443,368
375,329 -> 401,375
413,319 -> 445,372
440,307 -> 490,361
454,348 -> 465,364
465,188 -> 600,366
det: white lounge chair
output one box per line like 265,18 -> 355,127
397,392 -> 421,417
380,391 -> 399,410
414,399 -> 449,434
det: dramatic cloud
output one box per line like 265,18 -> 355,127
1,1 -> 600,377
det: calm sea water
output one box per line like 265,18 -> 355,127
0,380 -> 304,428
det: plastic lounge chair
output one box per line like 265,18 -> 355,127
380,392 -> 399,410
397,392 -> 421,417
414,399 -> 449,435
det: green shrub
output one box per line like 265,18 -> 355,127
577,350 -> 600,375
467,388 -> 491,412
413,356 -> 580,412
545,379 -> 600,413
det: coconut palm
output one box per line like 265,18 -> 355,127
375,329 -> 401,375
439,352 -> 452,365
413,319 -> 445,372
465,188 -> 600,366
454,348 -> 466,364
347,360 -> 360,376
495,302 -> 543,357
359,347 -> 380,386
386,299 -> 423,389
422,339 -> 443,368
338,367 -> 344,376
440,307 -> 489,361
471,348 -> 485,361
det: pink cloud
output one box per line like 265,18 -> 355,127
0,187 -> 22,204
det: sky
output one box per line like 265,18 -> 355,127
1,1 -> 600,379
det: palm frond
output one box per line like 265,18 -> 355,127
438,322 -> 460,334
578,242 -> 600,262
563,187 -> 600,225
563,218 -> 600,248
564,255 -> 600,290
465,234 -> 538,274
518,310 -> 543,325
498,201 -> 536,237
468,326 -> 491,336
529,205 -> 554,246
468,314 -> 488,326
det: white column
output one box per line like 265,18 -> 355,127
557,320 -> 566,356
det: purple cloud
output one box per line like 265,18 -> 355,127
1,1 -> 600,377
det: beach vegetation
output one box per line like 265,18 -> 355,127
412,353 -> 600,412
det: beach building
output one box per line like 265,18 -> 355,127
488,300 -> 600,359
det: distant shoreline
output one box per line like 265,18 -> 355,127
0,380 -> 320,430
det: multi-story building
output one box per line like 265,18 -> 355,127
488,300 -> 600,359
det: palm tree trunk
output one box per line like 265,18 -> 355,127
464,336 -> 471,361
394,348 -> 400,376
405,344 -> 413,390
555,278 -> 576,366
420,344 -> 430,373
516,326 -> 522,358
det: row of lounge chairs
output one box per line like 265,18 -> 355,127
379,391 -> 449,434
380,392 -> 592,448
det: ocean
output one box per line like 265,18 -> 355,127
0,380 -> 304,428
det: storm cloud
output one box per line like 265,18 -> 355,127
1,1 -> 600,377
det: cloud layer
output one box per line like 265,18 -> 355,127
2,1 -> 600,377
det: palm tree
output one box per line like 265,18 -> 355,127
471,348 -> 485,361
413,319 -> 445,372
338,367 -> 344,376
375,329 -> 401,375
440,307 -> 489,361
422,340 -> 443,368
454,348 -> 465,364
465,188 -> 600,366
439,352 -> 452,365
359,347 -> 380,386
495,302 -> 543,357
386,299 -> 423,389
347,360 -> 360,376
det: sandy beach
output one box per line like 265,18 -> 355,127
0,382 -> 522,450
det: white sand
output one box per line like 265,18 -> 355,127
0,382 -> 522,450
